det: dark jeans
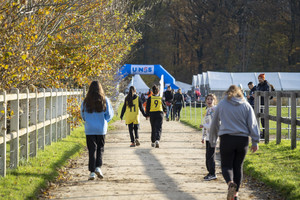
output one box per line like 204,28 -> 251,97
86,135 -> 105,172
174,104 -> 182,119
150,112 -> 164,143
205,141 -> 216,175
220,134 -> 249,192
128,123 -> 139,143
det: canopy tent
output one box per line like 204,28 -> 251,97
192,75 -> 198,87
126,74 -> 149,94
175,81 -> 192,93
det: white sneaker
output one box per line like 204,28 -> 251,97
95,167 -> 104,179
151,143 -> 155,147
89,172 -> 96,180
155,140 -> 159,148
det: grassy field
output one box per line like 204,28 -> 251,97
0,104 -> 122,200
181,105 -> 300,137
181,105 -> 300,200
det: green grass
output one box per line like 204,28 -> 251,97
181,106 -> 300,137
181,106 -> 300,200
0,104 -> 121,200
244,140 -> 300,200
0,126 -> 86,200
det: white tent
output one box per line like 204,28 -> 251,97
127,74 -> 149,94
279,72 -> 300,91
192,75 -> 198,87
175,81 -> 192,93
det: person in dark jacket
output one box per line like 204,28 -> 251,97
120,86 -> 147,147
146,85 -> 166,148
173,88 -> 185,121
247,82 -> 256,109
256,73 -> 271,139
163,85 -> 174,121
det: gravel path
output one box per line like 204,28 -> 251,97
45,118 -> 280,200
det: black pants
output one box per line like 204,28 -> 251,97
220,134 -> 249,192
86,135 -> 105,172
150,112 -> 164,143
205,141 -> 216,175
128,123 -> 139,143
174,104 -> 182,119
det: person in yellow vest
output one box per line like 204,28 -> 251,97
146,85 -> 166,148
120,86 -> 147,147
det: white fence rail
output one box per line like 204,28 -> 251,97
0,88 -> 84,177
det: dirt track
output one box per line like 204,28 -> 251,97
45,118 -> 280,200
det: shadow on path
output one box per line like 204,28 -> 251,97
135,148 -> 197,200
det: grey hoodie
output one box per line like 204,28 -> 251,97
209,96 -> 260,148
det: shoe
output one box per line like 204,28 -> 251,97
227,182 -> 237,200
234,196 -> 239,200
95,167 -> 104,179
135,139 -> 140,146
176,117 -> 179,121
130,143 -> 136,147
151,143 -> 155,147
88,172 -> 96,180
166,118 -> 169,121
155,140 -> 159,148
204,174 -> 217,181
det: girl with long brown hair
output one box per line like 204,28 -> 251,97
81,81 -> 114,180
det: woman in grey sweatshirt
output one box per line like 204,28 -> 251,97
209,85 -> 260,200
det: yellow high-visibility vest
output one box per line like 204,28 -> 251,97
125,97 -> 139,124
150,96 -> 163,112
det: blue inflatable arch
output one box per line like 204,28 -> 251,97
118,64 -> 178,89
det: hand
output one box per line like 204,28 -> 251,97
250,145 -> 258,153
199,125 -> 203,129
201,139 -> 204,144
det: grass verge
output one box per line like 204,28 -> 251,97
244,140 -> 300,200
0,104 -> 121,200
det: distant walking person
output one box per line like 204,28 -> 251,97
146,85 -> 166,148
199,94 -> 218,181
247,82 -> 256,109
81,81 -> 114,180
173,88 -> 185,121
256,73 -> 271,139
120,86 -> 147,147
163,85 -> 174,121
209,85 -> 259,200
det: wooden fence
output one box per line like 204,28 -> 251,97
254,91 -> 300,149
0,88 -> 84,177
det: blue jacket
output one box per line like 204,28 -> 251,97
81,98 -> 114,135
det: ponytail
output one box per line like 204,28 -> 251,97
126,86 -> 136,108
152,85 -> 159,95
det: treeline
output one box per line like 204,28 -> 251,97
0,0 -> 144,91
127,0 -> 300,83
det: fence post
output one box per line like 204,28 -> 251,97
10,88 -> 19,169
45,88 -> 52,145
29,88 -> 38,157
58,89 -> 63,139
53,88 -> 58,142
254,91 -> 260,130
20,88 -> 29,162
64,89 -> 68,137
291,92 -> 296,149
276,91 -> 282,144
0,91 -> 7,176
38,88 -> 46,150
264,91 -> 269,144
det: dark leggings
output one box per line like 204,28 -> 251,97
150,112 -> 163,143
128,123 -> 139,143
174,104 -> 182,119
220,134 -> 249,191
206,141 -> 216,175
86,135 -> 105,172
